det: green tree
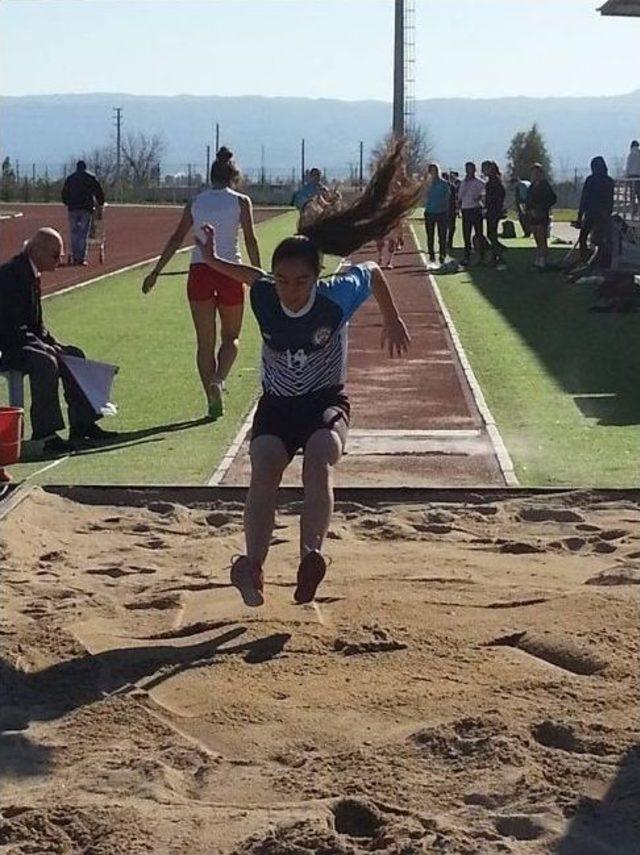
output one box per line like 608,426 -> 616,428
506,124 -> 552,181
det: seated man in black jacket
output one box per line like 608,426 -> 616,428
61,160 -> 105,265
0,228 -> 115,456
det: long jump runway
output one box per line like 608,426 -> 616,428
217,229 -> 512,488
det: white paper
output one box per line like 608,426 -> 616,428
60,354 -> 119,417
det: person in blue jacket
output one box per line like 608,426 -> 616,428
423,163 -> 451,264
195,142 -> 419,607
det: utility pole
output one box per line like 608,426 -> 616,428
261,144 -> 266,184
113,106 -> 123,201
392,0 -> 405,138
206,145 -> 211,184
215,123 -> 220,153
359,141 -> 364,187
301,138 -> 305,185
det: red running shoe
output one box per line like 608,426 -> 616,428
294,550 -> 327,604
230,555 -> 264,607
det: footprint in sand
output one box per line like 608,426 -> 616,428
86,565 -> 130,578
136,537 -> 167,550
518,507 -> 585,524
487,631 -> 607,676
147,501 -> 176,515
592,540 -> 618,554
599,529 -> 629,541
204,510 -> 237,528
128,565 -> 157,575
560,536 -> 586,552
494,814 -> 545,841
498,541 -> 544,555
585,565 -> 640,586
39,550 -> 66,564
123,593 -> 181,611
530,720 -> 617,756
333,625 -> 407,656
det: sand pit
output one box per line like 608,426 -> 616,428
1,487 -> 638,854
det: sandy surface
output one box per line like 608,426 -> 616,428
1,487 -> 638,854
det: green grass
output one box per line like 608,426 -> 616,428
5,211 -> 333,485
413,223 -> 640,486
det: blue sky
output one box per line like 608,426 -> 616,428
1,0 -> 638,100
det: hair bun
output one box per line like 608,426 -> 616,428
217,147 -> 233,163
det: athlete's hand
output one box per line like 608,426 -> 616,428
381,315 -> 411,357
142,270 -> 158,294
194,223 -> 217,261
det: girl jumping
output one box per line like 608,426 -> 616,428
194,141 -> 421,606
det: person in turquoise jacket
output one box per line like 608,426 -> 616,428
423,163 -> 452,264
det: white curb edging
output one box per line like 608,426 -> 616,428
409,224 -> 519,487
207,402 -> 258,486
42,246 -> 194,301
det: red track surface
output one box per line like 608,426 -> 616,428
0,204 -> 278,296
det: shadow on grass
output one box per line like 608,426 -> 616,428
450,245 -> 640,426
20,416 -> 212,463
554,743 -> 640,854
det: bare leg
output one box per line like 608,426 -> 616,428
300,429 -> 343,560
244,435 -> 290,565
214,302 -> 244,386
189,299 -> 217,402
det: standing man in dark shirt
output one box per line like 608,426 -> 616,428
0,228 -> 115,456
61,160 -> 105,265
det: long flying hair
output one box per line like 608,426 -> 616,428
297,138 -> 424,257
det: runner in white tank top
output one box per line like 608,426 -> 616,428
191,187 -> 242,265
142,148 -> 261,419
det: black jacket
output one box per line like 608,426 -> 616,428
525,180 -> 557,216
579,174 -> 614,220
0,252 -> 55,367
61,169 -> 105,212
485,176 -> 506,218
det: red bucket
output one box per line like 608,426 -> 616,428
0,406 -> 23,466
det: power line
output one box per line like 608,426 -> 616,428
113,106 -> 123,201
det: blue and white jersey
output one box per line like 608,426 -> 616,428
250,264 -> 373,397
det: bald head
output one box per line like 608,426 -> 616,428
26,228 -> 64,272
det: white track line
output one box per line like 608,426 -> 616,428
42,246 -> 194,301
207,402 -> 258,486
409,224 -> 519,487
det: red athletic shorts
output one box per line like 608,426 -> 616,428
186,263 -> 244,306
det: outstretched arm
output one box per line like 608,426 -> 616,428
142,203 -> 193,293
362,261 -> 411,357
195,224 -> 265,286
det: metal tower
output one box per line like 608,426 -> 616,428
392,0 -> 416,137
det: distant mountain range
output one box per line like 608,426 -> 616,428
2,91 -> 639,179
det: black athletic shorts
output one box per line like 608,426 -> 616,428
251,386 -> 350,460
